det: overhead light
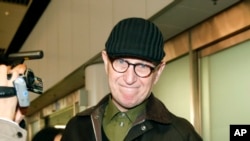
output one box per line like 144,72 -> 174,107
54,125 -> 66,129
4,11 -> 9,16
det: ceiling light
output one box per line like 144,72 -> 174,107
54,125 -> 66,129
4,11 -> 9,16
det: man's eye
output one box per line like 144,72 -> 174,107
137,63 -> 148,69
117,59 -> 126,64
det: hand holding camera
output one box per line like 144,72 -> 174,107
0,64 -> 26,123
0,51 -> 43,115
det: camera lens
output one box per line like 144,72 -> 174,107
26,69 -> 35,87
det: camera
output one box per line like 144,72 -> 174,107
1,50 -> 44,95
0,50 -> 43,109
23,68 -> 43,94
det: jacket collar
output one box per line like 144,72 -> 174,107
144,94 -> 172,124
77,93 -> 173,124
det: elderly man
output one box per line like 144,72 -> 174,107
62,17 -> 202,141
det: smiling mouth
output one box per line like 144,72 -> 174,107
120,84 -> 139,89
119,86 -> 139,95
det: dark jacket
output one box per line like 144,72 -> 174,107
61,94 -> 202,141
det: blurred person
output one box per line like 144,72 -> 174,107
0,64 -> 27,141
32,126 -> 64,141
61,17 -> 202,141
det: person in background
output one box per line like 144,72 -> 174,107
61,17 -> 202,141
32,127 -> 64,141
0,64 -> 27,141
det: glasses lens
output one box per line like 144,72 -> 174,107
134,64 -> 152,77
112,59 -> 129,73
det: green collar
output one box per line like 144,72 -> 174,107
103,96 -> 147,124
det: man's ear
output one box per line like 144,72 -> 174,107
153,63 -> 166,84
102,50 -> 109,74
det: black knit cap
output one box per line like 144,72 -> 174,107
105,17 -> 165,64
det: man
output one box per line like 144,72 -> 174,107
62,17 -> 202,141
0,64 -> 27,141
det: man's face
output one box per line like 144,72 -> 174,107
102,51 -> 165,112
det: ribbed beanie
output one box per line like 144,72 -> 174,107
105,17 -> 165,63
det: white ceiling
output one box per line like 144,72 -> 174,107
151,0 -> 241,41
0,0 -> 241,55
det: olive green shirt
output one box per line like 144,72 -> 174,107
103,97 -> 147,141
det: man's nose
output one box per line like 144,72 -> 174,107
123,65 -> 137,84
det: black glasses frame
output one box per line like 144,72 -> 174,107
108,56 -> 158,78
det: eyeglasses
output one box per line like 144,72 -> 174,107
109,57 -> 159,78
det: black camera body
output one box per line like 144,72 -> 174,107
24,68 -> 43,94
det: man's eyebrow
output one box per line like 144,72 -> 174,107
122,59 -> 156,67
